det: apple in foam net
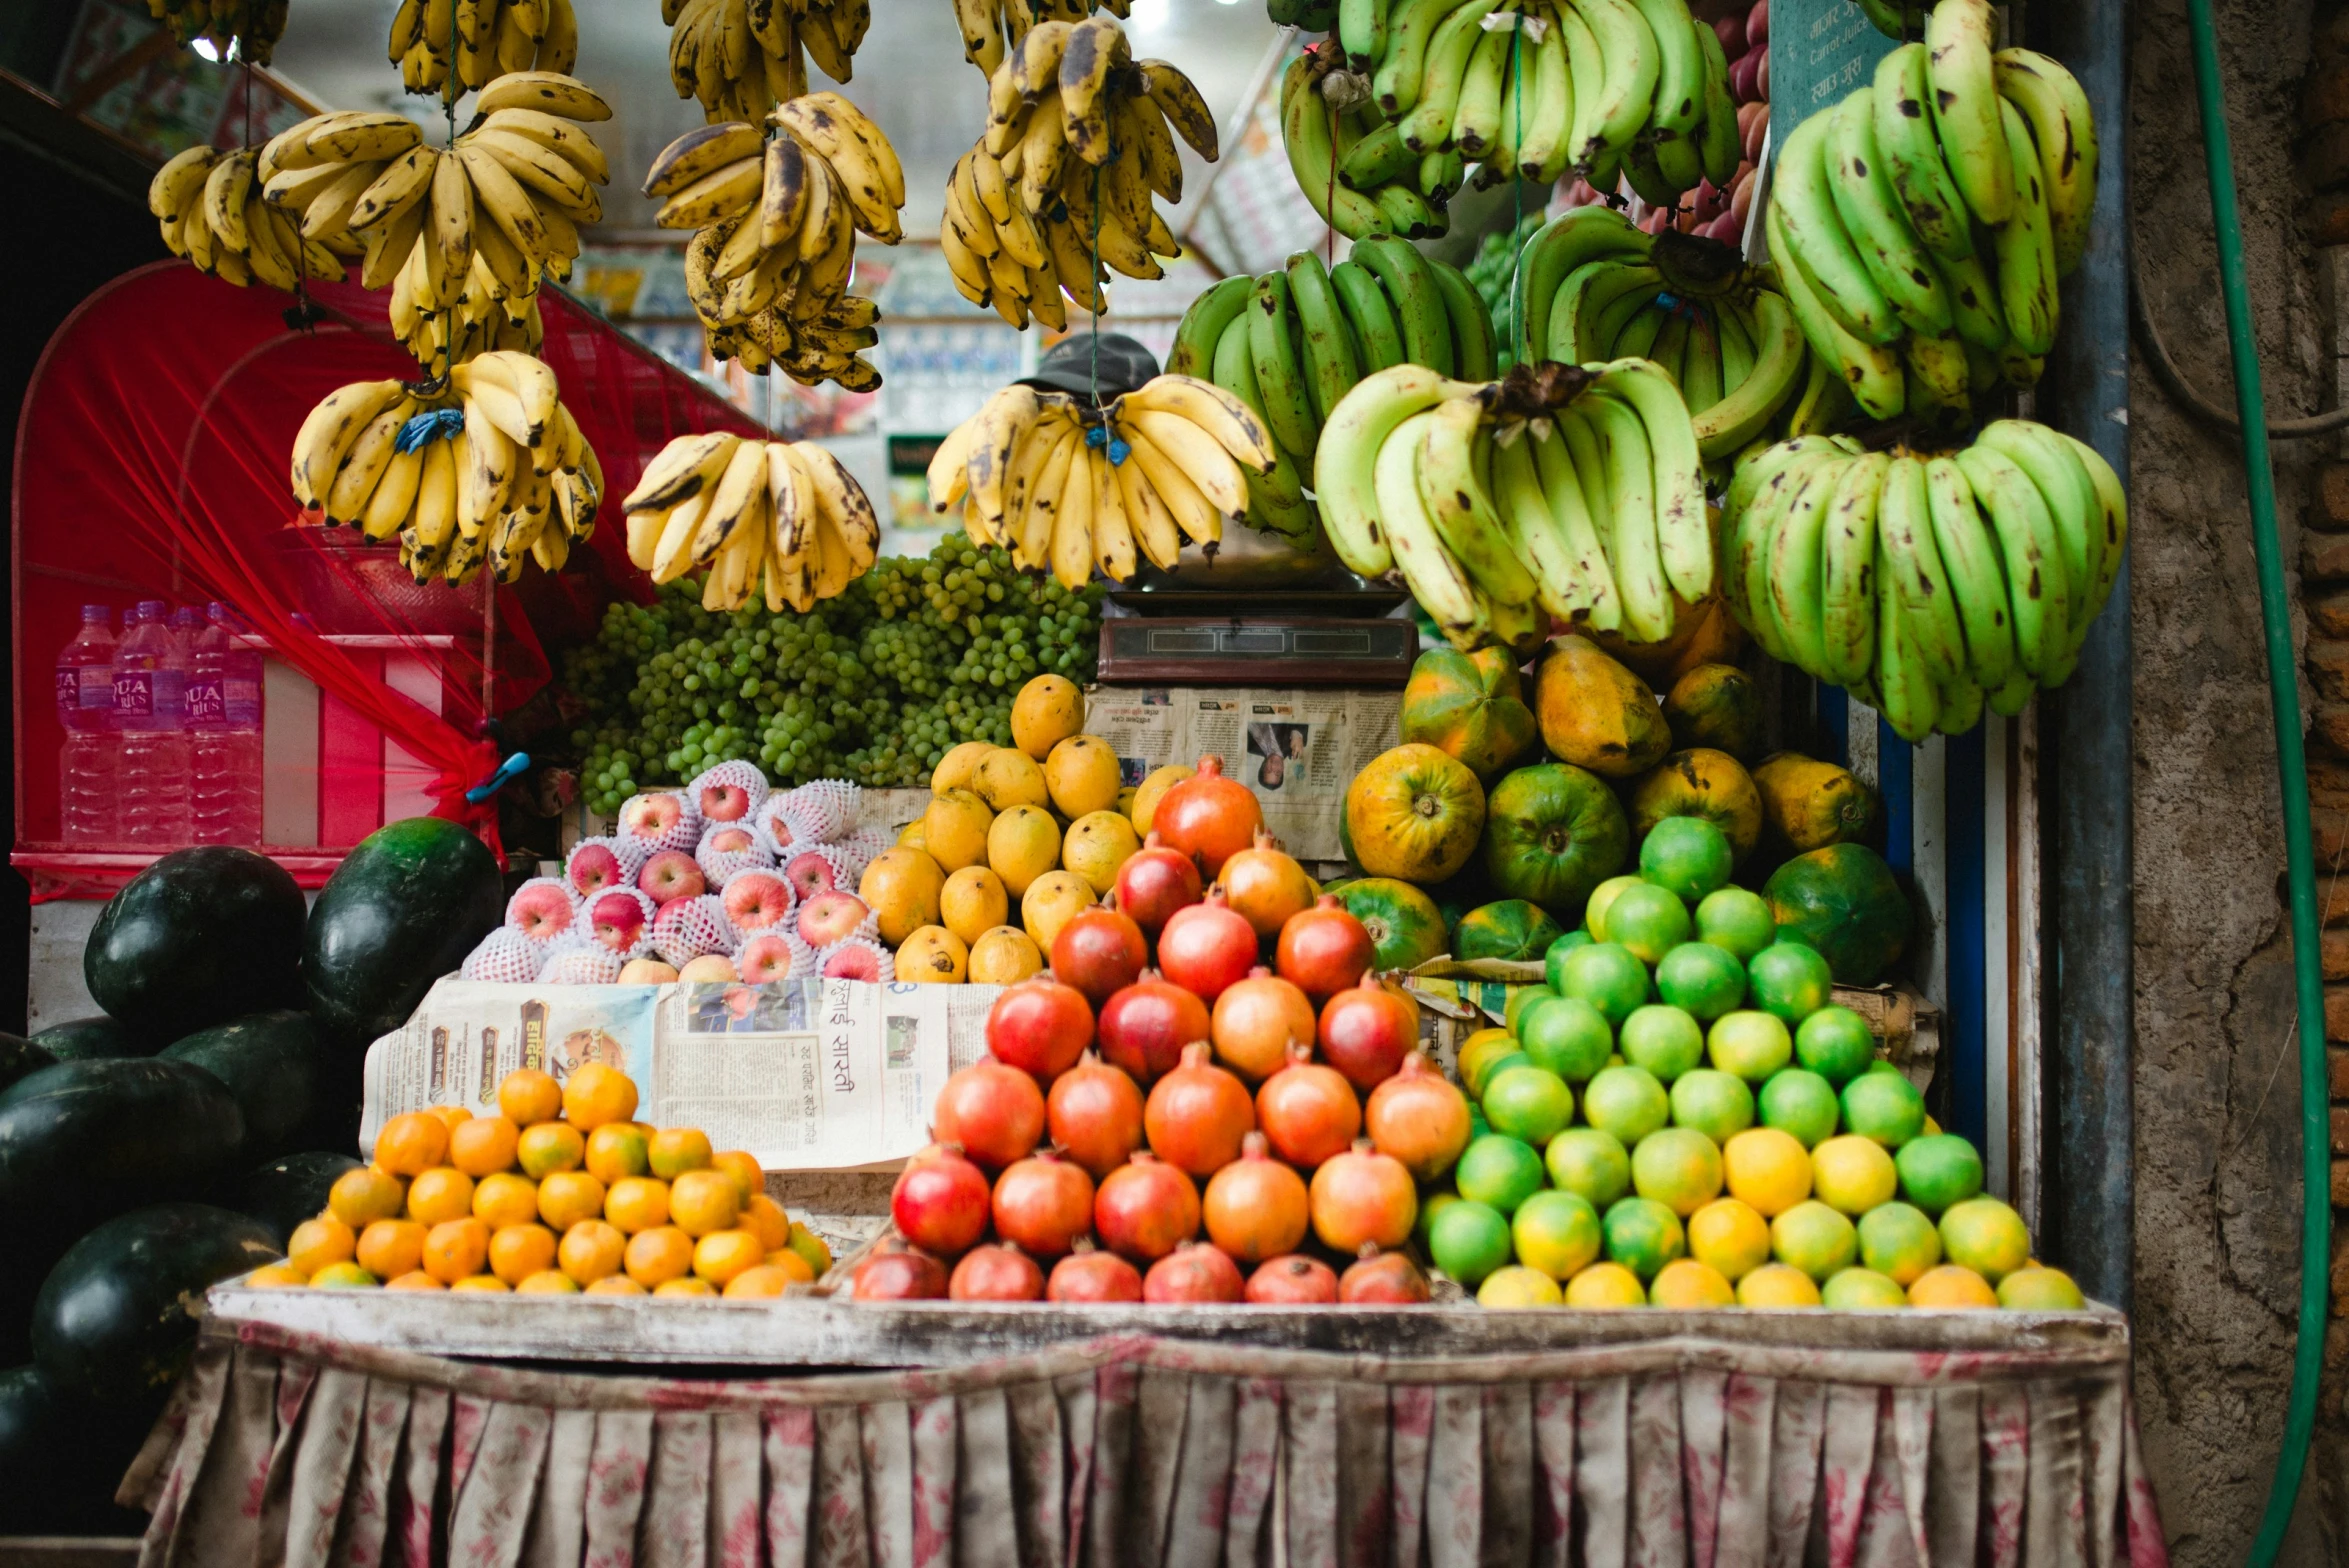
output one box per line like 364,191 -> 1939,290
506,881 -> 576,943
722,870 -> 793,933
783,851 -> 837,901
699,780 -> 754,822
798,890 -> 868,948
736,934 -> 797,984
707,826 -> 756,855
618,958 -> 680,985
679,954 -> 739,982
820,942 -> 884,982
620,792 -> 690,842
587,890 -> 652,953
566,842 -> 625,898
637,851 -> 705,906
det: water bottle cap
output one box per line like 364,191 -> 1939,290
81,605 -> 108,623
171,607 -> 202,628
136,600 -> 164,619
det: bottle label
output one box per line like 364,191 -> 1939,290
55,669 -> 74,716
224,676 -> 260,726
185,677 -> 224,728
77,666 -> 112,711
112,670 -> 152,720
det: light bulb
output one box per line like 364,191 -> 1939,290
190,37 -> 220,60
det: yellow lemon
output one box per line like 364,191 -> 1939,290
1044,735 -> 1123,818
1908,1263 -> 1998,1308
860,848 -> 945,946
1995,1266 -> 2086,1310
1721,1127 -> 1813,1217
1810,1135 -> 1898,1216
1686,1197 -> 1771,1282
1647,1258 -> 1735,1308
1735,1262 -> 1823,1307
895,925 -> 970,983
968,926 -> 1044,985
987,804 -> 1063,896
923,789 -> 994,873
932,741 -> 995,794
1476,1265 -> 1564,1308
1130,764 -> 1193,834
1021,869 -> 1096,952
939,865 -> 1010,945
1012,675 -> 1085,759
1563,1261 -> 1647,1308
1937,1196 -> 2033,1283
1061,809 -> 1141,895
973,748 -> 1051,811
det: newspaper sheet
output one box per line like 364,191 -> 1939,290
361,975 -> 1002,1170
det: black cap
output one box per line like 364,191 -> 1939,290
1020,332 -> 1161,403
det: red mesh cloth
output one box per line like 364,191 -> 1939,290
12,261 -> 761,892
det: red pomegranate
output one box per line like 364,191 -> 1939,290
1046,1239 -> 1145,1303
1092,1151 -> 1201,1262
1095,973 -> 1211,1086
1112,832 -> 1203,934
1049,903 -> 1148,1005
889,1142 -> 990,1256
948,1242 -> 1045,1301
1142,1041 -> 1255,1178
1215,830 -> 1316,939
1317,974 -> 1419,1092
931,1058 -> 1047,1170
1309,1139 -> 1418,1254
1338,1246 -> 1431,1304
1143,1241 -> 1245,1304
1153,756 -> 1264,878
1364,1051 -> 1473,1182
990,1148 -> 1095,1258
1245,1254 -> 1339,1304
1201,1132 -> 1309,1263
1208,967 -> 1318,1081
1156,888 -> 1259,1004
984,976 -> 1095,1082
1253,1041 -> 1362,1169
851,1247 -> 949,1301
1275,895 -> 1376,1002
1045,1052 -> 1146,1178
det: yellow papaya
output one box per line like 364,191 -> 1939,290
1400,648 -> 1539,782
1663,663 -> 1764,761
1532,636 -> 1670,779
1345,743 -> 1487,884
1751,752 -> 1876,853
1627,748 -> 1764,860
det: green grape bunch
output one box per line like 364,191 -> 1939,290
565,536 -> 1105,814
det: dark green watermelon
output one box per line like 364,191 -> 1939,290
0,1035 -> 53,1096
0,1058 -> 246,1237
86,847 -> 306,1040
30,1014 -> 155,1061
306,818 -> 502,1047
33,1203 -> 280,1405
220,1150 -> 361,1246
0,1362 -> 163,1533
0,1365 -> 63,1527
162,1011 -> 325,1162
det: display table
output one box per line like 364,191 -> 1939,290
120,1291 -> 2167,1568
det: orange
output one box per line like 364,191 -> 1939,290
563,1063 -> 639,1131
538,1170 -> 607,1231
356,1219 -> 427,1280
624,1225 -> 695,1286
451,1274 -> 510,1293
384,1270 -> 445,1291
649,1127 -> 714,1180
422,1218 -> 490,1283
308,1262 -> 379,1290
743,1194 -> 791,1252
711,1150 -> 763,1204
499,1068 -> 563,1127
605,1177 -> 671,1234
245,1264 -> 308,1288
654,1277 -> 715,1298
488,1223 -> 558,1284
449,1116 -> 522,1177
425,1104 -> 473,1130
328,1166 -> 406,1229
723,1265 -> 801,1298
406,1167 -> 477,1226
515,1269 -> 580,1295
1907,1264 -> 1998,1309
517,1121 -> 586,1179
692,1228 -> 766,1285
288,1215 -> 357,1276
585,1123 -> 652,1185
559,1220 -> 627,1284
584,1275 -> 647,1296
787,1223 -> 832,1280
473,1172 -> 542,1229
1648,1258 -> 1736,1308
374,1112 -> 451,1177
761,1250 -> 817,1285
669,1170 -> 741,1238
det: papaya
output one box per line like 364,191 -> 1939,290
1532,637 -> 1670,779
1345,744 -> 1487,884
1482,762 -> 1631,918
1664,664 -> 1764,760
1454,900 -> 1565,963
1764,844 -> 1911,984
1627,749 -> 1764,860
1334,878 -> 1450,971
1752,753 -> 1876,852
1400,648 -> 1539,782
1589,582 -> 1747,688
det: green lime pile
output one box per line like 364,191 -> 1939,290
1434,817 -> 2078,1312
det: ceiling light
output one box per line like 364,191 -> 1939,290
1130,0 -> 1169,27
190,37 -> 219,61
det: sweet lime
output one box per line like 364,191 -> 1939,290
1820,1267 -> 1908,1309
1855,1201 -> 1941,1285
1631,1127 -> 1724,1216
1668,1069 -> 1754,1145
1455,1133 -> 1547,1215
1543,928 -> 1594,991
1756,1068 -> 1840,1148
1908,1263 -> 1998,1308
1694,886 -> 1776,960
1511,1189 -> 1603,1280
1557,942 -> 1652,1028
1584,875 -> 1642,941
1604,882 -> 1693,966
1427,1199 -> 1514,1286
1460,1029 -> 1528,1099
1770,1200 -> 1857,1281
1503,985 -> 1553,1035
1895,1134 -> 1985,1215
1414,1190 -> 1461,1250
1655,942 -> 1747,1022
1745,941 -> 1833,1024
1810,1135 -> 1899,1215
1618,1004 -> 1705,1082
1793,1005 -> 1876,1084
1601,1195 -> 1686,1280
1736,1261 -> 1822,1307
1564,1261 -> 1647,1307
1481,1065 -> 1574,1147
1479,1265 -> 1565,1307
1544,1127 -> 1632,1208
1938,1197 -> 2032,1283
1706,1010 -> 1793,1082
1640,817 -> 1733,901
1518,994 -> 1614,1082
1840,1070 -> 1926,1149
1996,1266 -> 2086,1310
1686,1196 -> 1771,1281
1648,1257 -> 1736,1307
1721,1126 -> 1812,1216
1582,1064 -> 1670,1145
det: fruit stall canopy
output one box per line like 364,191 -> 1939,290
10,261 -> 762,893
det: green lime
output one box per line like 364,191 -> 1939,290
1819,1267 -> 1908,1309
1465,1050 -> 1532,1100
1557,942 -> 1652,1028
1706,1009 -> 1793,1082
1756,1068 -> 1840,1148
1618,1004 -> 1705,1081
1769,1200 -> 1857,1282
1461,1032 -> 1531,1099
1585,875 -> 1642,941
1693,886 -> 1776,960
1481,1065 -> 1574,1147
1602,882 -> 1693,966
1545,1127 -> 1631,1208
1655,941 -> 1747,1022
1996,1266 -> 2086,1310
1630,1127 -> 1724,1216
1504,985 -> 1554,1036
1455,1133 -> 1547,1214
1894,1134 -> 1985,1215
1668,1069 -> 1755,1144
1511,1189 -> 1603,1279
1601,1195 -> 1686,1281
1544,928 -> 1594,991
1855,1201 -> 1942,1286
1581,1064 -> 1670,1145
1427,1198 -> 1514,1286
1745,942 -> 1833,1024
1415,1189 -> 1462,1250
1518,994 -> 1614,1082
1640,817 -> 1734,901
1793,1004 -> 1876,1084
1839,1069 -> 1926,1148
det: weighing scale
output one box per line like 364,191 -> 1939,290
1096,587 -> 1419,688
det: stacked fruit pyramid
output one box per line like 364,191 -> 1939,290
249,1064 -> 832,1297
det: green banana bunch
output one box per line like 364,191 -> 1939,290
1285,40 -> 1456,241
1719,419 -> 2126,738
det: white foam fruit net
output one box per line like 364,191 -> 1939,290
503,876 -> 581,945
779,779 -> 861,842
816,935 -> 889,982
463,927 -> 546,983
539,941 -> 626,985
832,828 -> 893,881
581,886 -> 658,961
688,759 -> 771,822
779,843 -> 858,902
696,823 -> 776,885
614,792 -> 703,855
719,867 -> 797,935
735,930 -> 814,983
652,894 -> 736,965
565,833 -> 648,897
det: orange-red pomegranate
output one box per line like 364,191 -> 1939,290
1216,829 -> 1315,939
1308,1138 -> 1418,1253
1253,1041 -> 1362,1170
1152,755 -> 1263,878
1142,1041 -> 1255,1178
1092,1151 -> 1200,1263
1363,1051 -> 1472,1182
1209,967 -> 1319,1081
1044,1052 -> 1146,1179
1142,1241 -> 1245,1303
1201,1132 -> 1309,1263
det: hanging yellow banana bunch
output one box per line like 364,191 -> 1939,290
388,0 -> 580,95
621,431 -> 881,611
663,0 -> 873,126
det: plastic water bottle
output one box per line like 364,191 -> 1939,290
56,605 -> 117,844
115,600 -> 191,849
190,602 -> 264,846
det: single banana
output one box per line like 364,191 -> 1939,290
1378,409 -> 1493,648
1170,273 -> 1251,377
1287,252 -> 1366,424
1818,451 -> 1889,687
1418,399 -> 1539,605
1874,585 -> 1942,743
1925,0 -> 2011,226
1871,43 -> 1974,263
1331,259 -> 1407,371
1577,390 -> 1673,643
1771,111 -> 1898,344
1922,454 -> 2018,690
1354,235 -> 1453,374
1995,48 -> 2099,276
1767,206 -> 1905,421
1875,453 -> 1969,685
1977,418 -> 2097,640
1691,288 -> 1805,459
1595,358 -> 1710,603
1246,272 -> 1321,458
1989,97 -> 2059,356
1826,88 -> 1954,336
1119,375 -> 1278,472
1762,444 -> 1846,675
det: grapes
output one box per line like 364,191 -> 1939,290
563,536 -> 1104,815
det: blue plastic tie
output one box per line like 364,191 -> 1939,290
396,407 -> 464,453
465,751 -> 531,804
